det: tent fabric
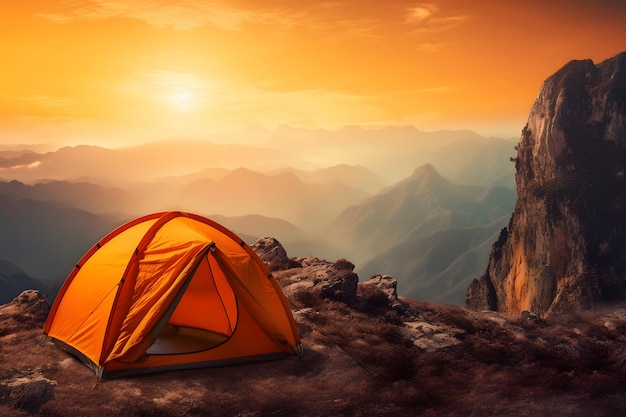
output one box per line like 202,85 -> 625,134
44,211 -> 301,378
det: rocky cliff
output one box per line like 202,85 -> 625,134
467,51 -> 626,316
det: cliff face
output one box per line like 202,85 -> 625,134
467,52 -> 626,316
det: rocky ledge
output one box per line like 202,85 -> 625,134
3,238 -> 626,416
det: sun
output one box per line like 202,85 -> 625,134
169,90 -> 199,112
141,70 -> 207,113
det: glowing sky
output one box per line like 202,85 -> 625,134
1,0 -> 626,146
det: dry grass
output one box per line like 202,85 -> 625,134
3,292 -> 626,416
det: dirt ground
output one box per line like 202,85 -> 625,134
3,290 -> 626,416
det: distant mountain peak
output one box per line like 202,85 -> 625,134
411,163 -> 439,177
223,167 -> 302,184
405,163 -> 449,189
0,259 -> 27,275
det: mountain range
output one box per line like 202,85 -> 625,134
0,194 -> 120,283
0,126 -> 517,186
0,260 -> 43,304
0,166 -> 514,306
0,125 -> 517,304
334,164 -> 516,304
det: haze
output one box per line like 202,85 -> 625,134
1,0 -> 626,148
1,1 -> 626,305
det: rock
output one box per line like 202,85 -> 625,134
0,290 -> 50,334
467,51 -> 626,316
465,276 -> 497,312
520,310 -> 542,323
402,321 -> 463,352
360,274 -> 399,307
0,369 -> 56,414
13,290 -> 49,314
320,259 -> 358,302
273,256 -> 359,305
251,237 -> 301,271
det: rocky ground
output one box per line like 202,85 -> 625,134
2,238 -> 626,416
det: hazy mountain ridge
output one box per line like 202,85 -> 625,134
0,260 -> 44,304
269,164 -> 387,194
335,164 -> 515,256
0,161 -> 515,305
359,217 -> 509,304
0,150 -> 41,169
0,141 -> 290,185
0,180 -> 131,215
0,188 -> 335,302
252,125 -> 517,187
0,127 -> 517,305
333,164 -> 516,304
0,163 -> 379,224
334,164 -> 460,254
0,126 -> 516,187
0,194 -> 122,282
426,137 -> 517,187
334,164 -> 515,253
181,168 -> 370,232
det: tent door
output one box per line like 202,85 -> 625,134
146,244 -> 237,355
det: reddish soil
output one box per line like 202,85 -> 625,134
2,290 -> 626,416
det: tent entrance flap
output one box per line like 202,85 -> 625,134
146,245 -> 238,356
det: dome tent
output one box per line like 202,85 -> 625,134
44,211 -> 302,379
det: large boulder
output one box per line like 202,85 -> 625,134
251,237 -> 301,271
0,290 -> 50,334
359,274 -> 400,308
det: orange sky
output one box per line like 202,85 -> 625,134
1,0 -> 626,146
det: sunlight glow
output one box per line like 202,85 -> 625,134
169,90 -> 199,112
3,1 -> 626,146
141,70 -> 208,113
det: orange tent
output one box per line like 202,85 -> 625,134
44,211 -> 302,379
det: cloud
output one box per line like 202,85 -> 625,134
37,0 -> 270,31
35,1 -> 405,38
34,13 -> 74,23
114,67 -> 399,129
35,0 -> 370,34
408,85 -> 453,94
8,94 -> 76,109
195,82 -> 456,130
417,42 -> 445,52
406,4 -> 438,23
405,3 -> 467,31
